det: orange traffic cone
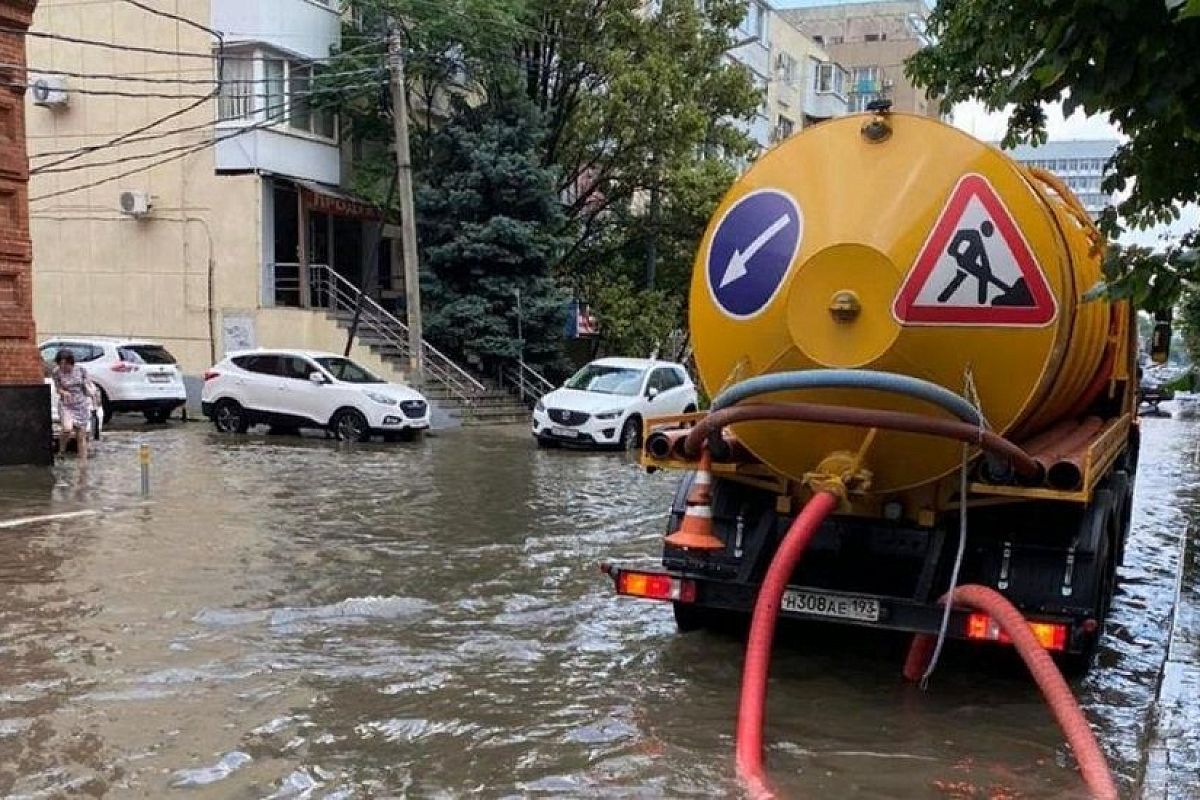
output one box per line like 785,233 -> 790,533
665,450 -> 725,551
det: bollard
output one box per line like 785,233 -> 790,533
138,443 -> 150,496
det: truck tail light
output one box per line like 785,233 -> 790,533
966,612 -> 1068,652
111,362 -> 138,373
615,569 -> 696,603
202,370 -> 220,382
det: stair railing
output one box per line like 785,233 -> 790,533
310,265 -> 485,405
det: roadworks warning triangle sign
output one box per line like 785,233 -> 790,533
892,174 -> 1057,326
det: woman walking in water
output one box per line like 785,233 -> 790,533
51,349 -> 97,461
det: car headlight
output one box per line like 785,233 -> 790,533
535,399 -> 545,412
595,409 -> 623,420
365,391 -> 397,406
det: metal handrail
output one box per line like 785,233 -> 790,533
501,359 -> 556,406
306,265 -> 485,404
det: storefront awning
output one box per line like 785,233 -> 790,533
294,179 -> 382,221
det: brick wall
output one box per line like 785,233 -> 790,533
0,0 -> 40,386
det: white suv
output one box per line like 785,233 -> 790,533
39,337 -> 186,423
201,349 -> 431,442
532,357 -> 698,449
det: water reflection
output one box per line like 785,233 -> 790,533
0,418 -> 1190,797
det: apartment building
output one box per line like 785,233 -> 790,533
1002,140 -> 1120,220
765,8 -> 847,139
26,0 -> 402,379
726,2 -> 848,151
779,0 -> 938,118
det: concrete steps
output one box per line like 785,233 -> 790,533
327,313 -> 532,426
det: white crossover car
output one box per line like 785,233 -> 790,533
39,337 -> 186,423
532,357 -> 698,449
201,349 -> 430,442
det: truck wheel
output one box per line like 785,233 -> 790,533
1061,499 -> 1118,677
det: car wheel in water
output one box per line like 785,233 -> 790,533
91,411 -> 101,441
332,408 -> 370,443
213,399 -> 249,434
620,417 -> 642,450
684,404 -> 697,414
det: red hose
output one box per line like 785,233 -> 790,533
736,491 -> 840,800
903,585 -> 1119,800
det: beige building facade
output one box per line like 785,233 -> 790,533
26,0 -> 401,381
765,8 -> 847,141
779,0 -> 938,118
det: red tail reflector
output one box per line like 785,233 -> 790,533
202,369 -> 220,381
111,362 -> 138,373
615,570 -> 696,603
966,612 -> 1067,652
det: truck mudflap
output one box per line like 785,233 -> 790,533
600,561 -> 1081,655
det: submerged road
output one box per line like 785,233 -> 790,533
0,417 -> 1195,798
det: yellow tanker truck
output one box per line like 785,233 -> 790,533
604,109 -> 1139,672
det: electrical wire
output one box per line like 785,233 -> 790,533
32,81 -> 386,176
15,63 -> 384,87
29,77 -> 391,201
0,25 -> 385,62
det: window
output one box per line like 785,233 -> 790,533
778,53 -> 797,84
118,345 -> 177,365
222,55 -> 336,140
851,65 -> 881,93
812,35 -> 824,44
648,369 -> 682,394
737,1 -> 766,43
776,114 -> 795,140
815,62 -> 845,95
233,355 -> 282,375
864,33 -> 881,42
279,355 -> 318,381
218,57 -> 254,121
564,364 -> 645,396
265,58 -> 285,118
315,357 -> 384,384
42,343 -> 103,364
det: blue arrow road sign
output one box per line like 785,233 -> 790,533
706,189 -> 803,319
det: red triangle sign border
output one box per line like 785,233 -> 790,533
891,173 -> 1058,327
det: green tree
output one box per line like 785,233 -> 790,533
414,96 -> 570,375
908,0 -> 1200,235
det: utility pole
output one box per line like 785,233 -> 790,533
388,22 -> 424,379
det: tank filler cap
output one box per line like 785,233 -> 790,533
829,290 -> 861,323
861,100 -> 893,143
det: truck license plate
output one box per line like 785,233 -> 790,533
780,589 -> 880,622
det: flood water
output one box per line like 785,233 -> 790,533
0,417 -> 1195,798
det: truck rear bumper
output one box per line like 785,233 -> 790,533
601,562 -> 1083,655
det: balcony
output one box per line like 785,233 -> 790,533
215,126 -> 339,185
212,0 -> 340,60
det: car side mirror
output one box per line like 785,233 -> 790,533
646,387 -> 659,400
309,372 -> 327,385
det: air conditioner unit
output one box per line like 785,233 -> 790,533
30,75 -> 69,108
118,190 -> 152,218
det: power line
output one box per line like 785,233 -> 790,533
117,0 -> 222,40
8,81 -> 215,99
0,24 -> 384,62
31,81 -> 387,176
28,73 -> 386,163
31,93 -> 216,173
30,102 -> 303,204
16,63 -> 383,87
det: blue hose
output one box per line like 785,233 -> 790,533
709,369 -> 984,428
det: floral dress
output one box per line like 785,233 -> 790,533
53,366 -> 92,431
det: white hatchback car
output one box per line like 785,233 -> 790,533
39,337 -> 186,423
532,357 -> 698,449
201,349 -> 431,442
